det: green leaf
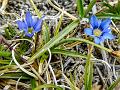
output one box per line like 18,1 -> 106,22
34,84 -> 63,90
42,22 -> 50,44
118,36 -> 120,44
102,1 -> 120,15
51,49 -> 87,59
108,77 -> 120,90
30,78 -> 36,90
70,72 -> 75,87
0,65 -> 15,70
5,29 -> 11,39
102,2 -> 113,10
0,51 -> 11,57
29,20 -> 79,62
0,72 -> 31,79
5,25 -> 16,39
97,1 -> 120,18
77,0 -> 84,18
53,38 -> 112,53
84,0 -> 96,16
54,14 -> 63,36
84,46 -> 93,90
63,74 -> 79,90
0,60 -> 13,64
97,12 -> 120,20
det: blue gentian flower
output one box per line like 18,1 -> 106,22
16,11 -> 44,37
84,15 -> 114,44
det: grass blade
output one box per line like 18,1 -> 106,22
108,77 -> 120,90
53,38 -> 112,53
0,60 -> 13,64
84,0 -> 96,16
0,72 -> 31,79
84,46 -> 93,90
76,0 -> 84,18
97,13 -> 120,20
30,78 -> 36,90
63,74 -> 79,90
42,22 -> 50,44
0,51 -> 11,57
54,14 -> 63,36
51,49 -> 87,59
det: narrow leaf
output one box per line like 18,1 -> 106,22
97,13 -> 120,20
85,46 -> 93,90
0,51 -> 11,57
54,14 -> 63,36
0,60 -> 12,64
108,77 -> 120,90
53,38 -> 112,53
63,74 -> 79,90
0,72 -> 31,79
30,78 -> 36,90
84,0 -> 96,16
77,0 -> 84,18
42,22 -> 50,44
51,49 -> 87,59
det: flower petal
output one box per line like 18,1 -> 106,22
94,37 -> 101,44
25,32 -> 34,37
98,20 -> 101,28
100,36 -> 105,42
16,20 -> 27,30
102,33 -> 115,40
34,18 -> 43,32
100,18 -> 111,30
84,28 -> 93,36
90,15 -> 99,29
32,16 -> 38,26
102,28 -> 111,33
25,11 -> 33,27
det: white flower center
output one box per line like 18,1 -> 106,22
93,29 -> 102,37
